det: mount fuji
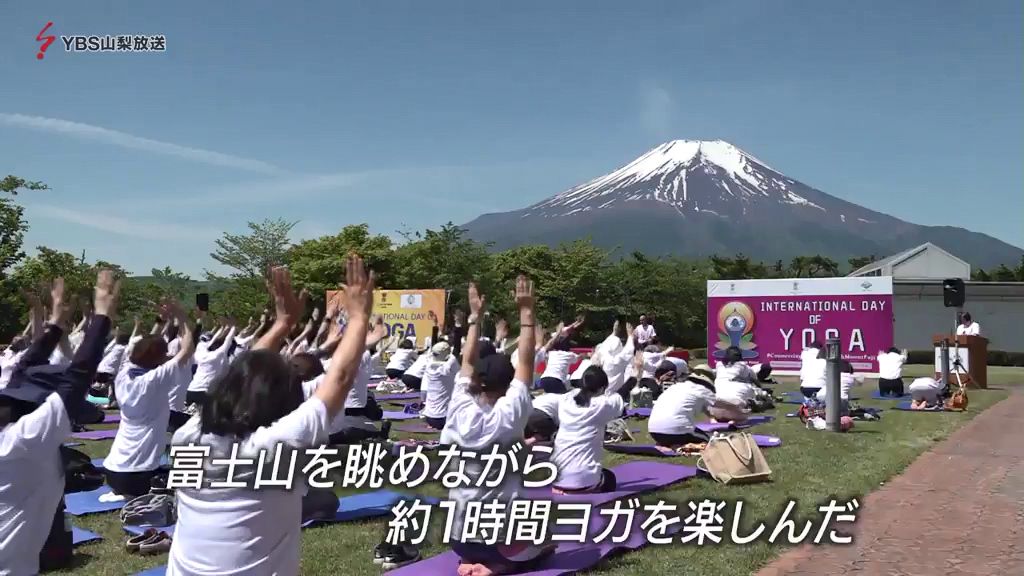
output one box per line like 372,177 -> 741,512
461,140 -> 1022,269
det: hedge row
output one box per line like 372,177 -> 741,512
687,348 -> 1024,367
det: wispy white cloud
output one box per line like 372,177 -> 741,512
638,84 -> 674,140
26,203 -> 221,242
0,113 -> 288,175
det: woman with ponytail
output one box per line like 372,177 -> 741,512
549,365 -> 624,494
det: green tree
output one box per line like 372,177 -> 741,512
789,255 -> 840,277
288,224 -> 395,307
0,176 -> 48,278
709,254 -> 769,279
848,254 -> 877,272
393,223 -> 493,319
210,218 -> 296,279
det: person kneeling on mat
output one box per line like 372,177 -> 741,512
550,365 -> 623,494
815,360 -> 863,415
648,365 -> 746,452
908,377 -> 946,410
385,338 -> 418,381
1,271 -> 120,574
877,347 -> 908,397
374,278 -> 554,574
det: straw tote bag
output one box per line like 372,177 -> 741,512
696,431 -> 773,485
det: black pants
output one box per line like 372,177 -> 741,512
169,410 -> 191,432
105,468 -> 161,499
39,497 -> 72,571
638,378 -> 663,400
651,429 -> 710,448
424,415 -> 446,430
451,541 -> 551,573
386,368 -> 404,380
524,411 -> 557,442
401,374 -> 422,391
345,396 -> 383,421
555,468 -> 617,494
878,378 -> 905,397
800,386 -> 821,399
538,377 -> 567,394
185,390 -> 208,407
301,487 -> 340,523
617,377 -> 638,404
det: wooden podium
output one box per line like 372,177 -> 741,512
932,334 -> 988,389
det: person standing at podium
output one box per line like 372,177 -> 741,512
956,313 -> 981,336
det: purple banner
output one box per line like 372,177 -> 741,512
707,292 -> 894,373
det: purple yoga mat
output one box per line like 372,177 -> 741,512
382,411 -> 420,421
103,413 -> 120,424
606,435 -> 782,457
72,428 -> 118,440
396,422 -> 444,434
523,460 -> 696,505
385,509 -> 677,576
383,398 -> 421,406
376,392 -> 422,401
695,415 -> 774,432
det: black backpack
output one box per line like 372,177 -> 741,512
61,445 -> 104,494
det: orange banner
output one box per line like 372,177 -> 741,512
326,289 -> 446,348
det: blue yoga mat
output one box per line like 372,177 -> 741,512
871,391 -> 911,401
382,410 -> 419,421
894,401 -> 955,412
135,568 -> 166,576
782,391 -> 861,403
73,526 -> 102,545
124,490 -> 441,537
66,486 -> 125,515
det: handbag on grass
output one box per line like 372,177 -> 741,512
696,431 -> 772,485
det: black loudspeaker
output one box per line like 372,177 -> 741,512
943,278 -> 965,308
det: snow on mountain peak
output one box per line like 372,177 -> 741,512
529,139 -> 823,218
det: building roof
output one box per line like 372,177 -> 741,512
848,242 -> 967,277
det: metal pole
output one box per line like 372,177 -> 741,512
825,338 -> 841,432
940,338 -> 950,390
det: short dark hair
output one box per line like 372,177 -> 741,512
290,352 -> 324,383
887,347 -> 900,354
962,312 -> 972,322
550,336 -> 571,352
116,333 -> 131,346
130,335 -> 168,369
723,346 -> 743,365
654,361 -> 677,381
398,339 -> 414,350
201,349 -> 304,438
9,336 -> 28,353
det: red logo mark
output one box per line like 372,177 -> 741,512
36,22 -> 55,60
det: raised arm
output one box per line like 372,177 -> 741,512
365,316 -> 386,350
316,255 -> 375,417
159,299 -> 195,366
459,283 -> 486,378
26,291 -> 44,341
513,275 -> 537,384
254,270 -> 307,353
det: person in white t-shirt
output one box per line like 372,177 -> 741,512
551,366 -> 624,494
955,312 -> 981,337
815,360 -> 864,414
648,365 -> 744,451
420,342 -> 459,429
94,332 -> 130,395
1,270 -> 119,575
908,377 -> 945,409
525,392 -> 561,445
714,346 -> 759,409
385,338 -> 418,380
633,315 -> 656,349
104,298 -> 196,499
876,347 -> 909,397
537,317 -> 584,394
591,322 -> 635,398
0,339 -> 29,390
167,257 -> 377,576
376,277 -> 552,573
799,343 -> 827,399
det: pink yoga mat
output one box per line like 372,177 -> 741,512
385,509 -> 676,576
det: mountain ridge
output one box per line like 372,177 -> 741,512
462,140 -> 1022,269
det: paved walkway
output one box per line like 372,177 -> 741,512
757,392 -> 1024,576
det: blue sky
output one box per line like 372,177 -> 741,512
2,1 -> 1021,277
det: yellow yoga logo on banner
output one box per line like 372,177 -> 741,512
326,289 -> 446,348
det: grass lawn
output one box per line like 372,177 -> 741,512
62,365 -> 1022,575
